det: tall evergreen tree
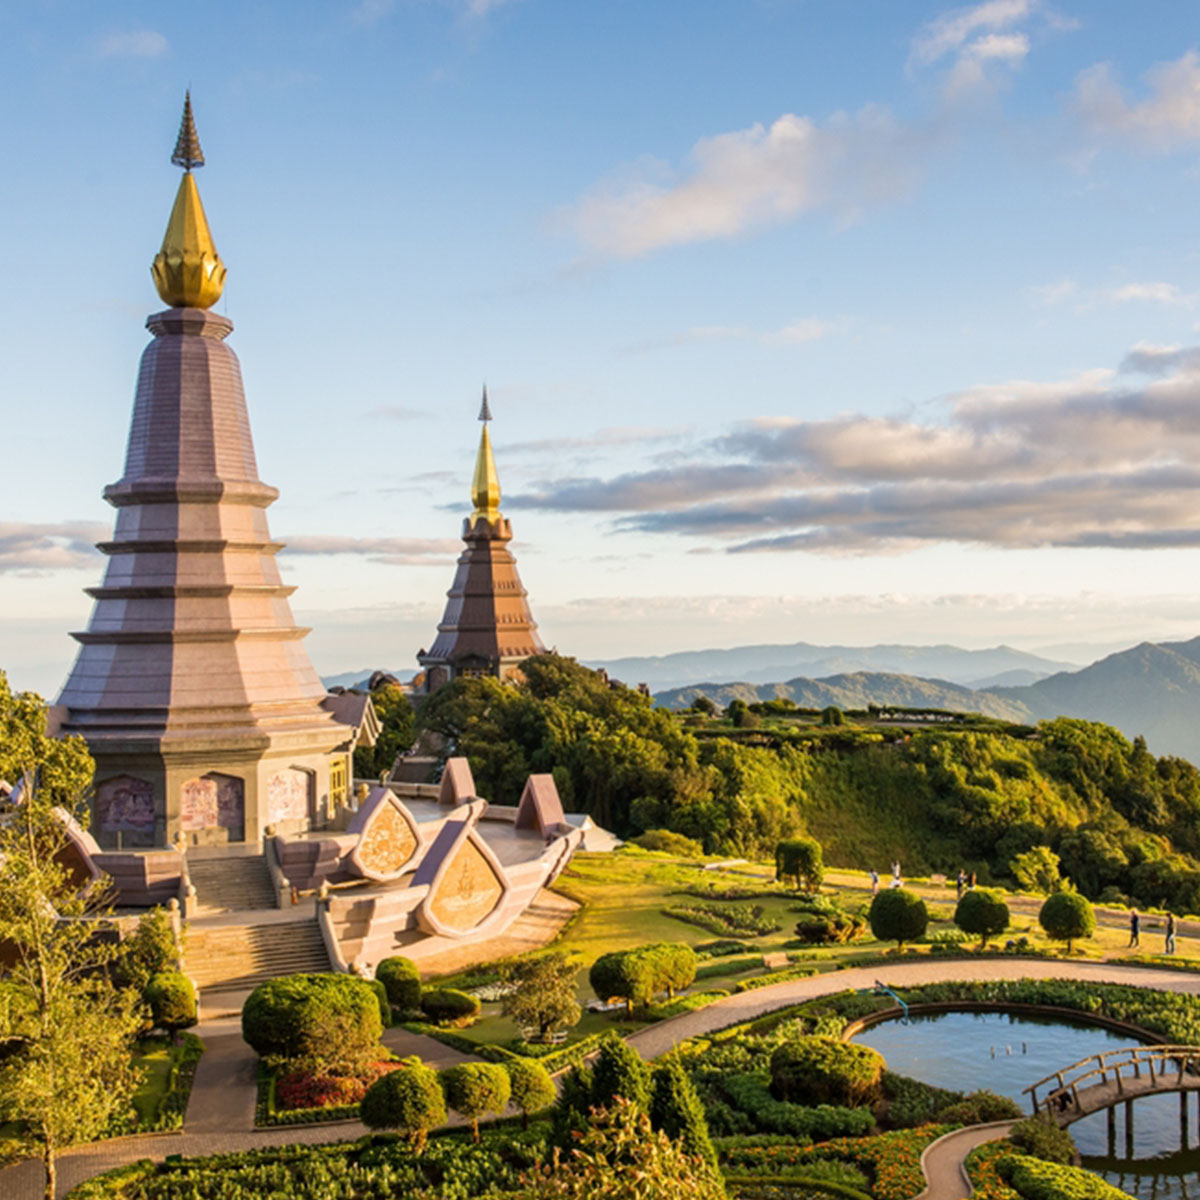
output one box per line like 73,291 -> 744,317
648,1057 -> 717,1166
591,1034 -> 650,1111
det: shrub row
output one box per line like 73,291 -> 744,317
733,965 -> 818,992
720,1073 -> 874,1139
663,902 -> 783,938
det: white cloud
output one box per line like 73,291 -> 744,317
910,0 -> 1036,67
0,523 -> 106,574
96,31 -> 168,58
281,535 -> 459,566
1075,51 -> 1200,149
1032,279 -> 1198,310
510,342 -> 1200,555
567,106 -> 929,258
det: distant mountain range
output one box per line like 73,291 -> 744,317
654,673 -> 1031,722
653,636 -> 1200,765
587,641 -> 1076,691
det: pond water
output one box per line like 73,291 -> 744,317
854,1010 -> 1200,1199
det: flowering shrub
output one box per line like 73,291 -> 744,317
275,1061 -> 403,1111
966,1142 -> 1021,1199
717,1125 -> 952,1200
807,1125 -> 955,1200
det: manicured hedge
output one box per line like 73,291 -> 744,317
419,988 -> 481,1026
1000,1153 -> 1131,1199
720,1073 -> 874,1139
770,1038 -> 884,1107
242,974 -> 383,1070
376,956 -> 421,1011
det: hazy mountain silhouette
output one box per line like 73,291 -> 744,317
655,672 -> 1032,722
589,642 -> 1073,692
996,636 -> 1200,761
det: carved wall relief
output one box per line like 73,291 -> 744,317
96,775 -> 156,834
267,767 -> 311,824
181,772 -> 245,837
427,835 -> 504,933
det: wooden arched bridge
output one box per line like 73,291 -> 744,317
1025,1045 -> 1200,1130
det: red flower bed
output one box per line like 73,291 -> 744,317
275,1061 -> 404,1111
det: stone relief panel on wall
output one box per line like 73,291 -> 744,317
347,788 -> 421,881
181,772 -> 245,837
266,767 -> 311,825
96,775 -> 156,834
428,836 -> 504,933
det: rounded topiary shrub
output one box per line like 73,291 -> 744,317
770,1036 -> 885,1107
242,972 -> 383,1071
360,1059 -> 446,1152
954,887 -> 1011,948
441,1061 -> 512,1141
144,970 -> 197,1037
868,887 -> 929,949
1039,891 -> 1096,953
376,956 -> 422,1012
419,987 -> 481,1027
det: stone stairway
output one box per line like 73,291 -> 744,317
184,919 -> 331,992
187,853 -> 276,914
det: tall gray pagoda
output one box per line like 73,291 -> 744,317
57,96 -> 356,849
416,392 -> 546,692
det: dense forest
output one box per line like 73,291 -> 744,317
414,655 -> 1200,914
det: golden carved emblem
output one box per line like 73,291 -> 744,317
357,801 -> 417,876
429,837 -> 503,932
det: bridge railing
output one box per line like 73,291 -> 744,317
1023,1044 -> 1200,1116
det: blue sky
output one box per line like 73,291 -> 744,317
5,0 -> 1200,695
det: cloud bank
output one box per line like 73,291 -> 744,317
510,344 -> 1200,554
0,523 -> 106,574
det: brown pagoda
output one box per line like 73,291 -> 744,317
417,392 -> 546,691
57,96 -> 356,849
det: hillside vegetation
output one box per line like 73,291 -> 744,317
417,655 -> 1200,914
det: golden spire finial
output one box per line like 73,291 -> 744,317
151,93 -> 226,308
471,386 -> 501,523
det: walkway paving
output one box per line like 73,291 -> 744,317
6,957 -> 1197,1199
914,1120 -> 1016,1200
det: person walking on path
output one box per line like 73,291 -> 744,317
956,869 -> 966,900
1129,909 -> 1140,948
870,868 -> 879,896
1166,912 -> 1177,955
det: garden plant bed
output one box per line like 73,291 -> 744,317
255,1060 -> 405,1127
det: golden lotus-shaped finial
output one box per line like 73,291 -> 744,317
150,93 -> 226,309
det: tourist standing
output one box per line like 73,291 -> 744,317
891,861 -> 902,888
869,867 -> 879,896
956,869 -> 966,900
1166,912 -> 1177,955
1129,909 -> 1140,948
968,871 -> 977,891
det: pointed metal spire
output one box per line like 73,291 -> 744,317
471,391 -> 501,522
171,91 -> 205,171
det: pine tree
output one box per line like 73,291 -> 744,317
591,1034 -> 650,1111
648,1057 -> 716,1166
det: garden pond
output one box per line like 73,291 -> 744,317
854,1010 -> 1200,1199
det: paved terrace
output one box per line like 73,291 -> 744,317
5,958 -> 1199,1200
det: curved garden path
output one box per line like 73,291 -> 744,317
5,958 -> 1197,1199
913,1121 -> 1017,1200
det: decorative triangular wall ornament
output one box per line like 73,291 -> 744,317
412,800 -> 512,938
345,787 -> 423,882
514,774 -> 566,837
438,757 -> 477,805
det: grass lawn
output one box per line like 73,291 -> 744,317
422,847 -> 1193,1053
130,1036 -> 187,1127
